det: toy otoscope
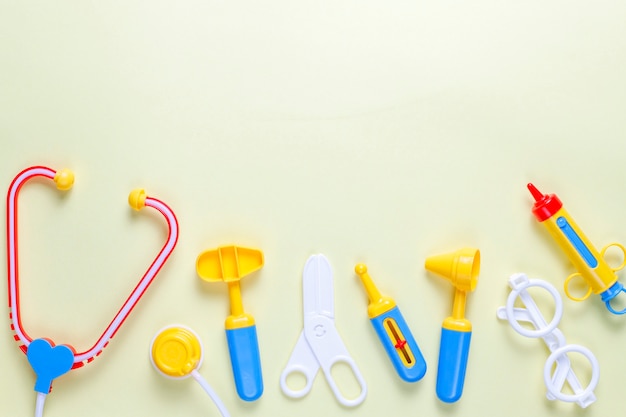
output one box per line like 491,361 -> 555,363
354,264 -> 426,383
528,183 -> 626,314
425,248 -> 480,403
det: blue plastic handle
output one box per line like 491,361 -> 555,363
436,328 -> 471,403
370,306 -> 427,382
225,325 -> 263,401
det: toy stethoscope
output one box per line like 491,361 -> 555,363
6,166 -> 179,417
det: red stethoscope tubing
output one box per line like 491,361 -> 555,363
7,166 -> 179,367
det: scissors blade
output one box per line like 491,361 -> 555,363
302,254 -> 334,319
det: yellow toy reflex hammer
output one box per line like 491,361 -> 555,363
528,183 -> 626,314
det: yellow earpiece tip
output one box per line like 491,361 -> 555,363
151,326 -> 202,378
53,169 -> 74,191
355,264 -> 368,275
128,189 -> 146,210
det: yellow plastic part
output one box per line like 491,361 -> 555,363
128,189 -> 147,210
53,169 -> 74,191
196,246 -> 263,282
151,326 -> 202,378
542,207 -> 624,296
564,272 -> 593,301
425,248 -> 480,332
354,264 -> 396,318
196,245 -> 264,330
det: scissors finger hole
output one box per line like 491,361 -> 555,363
280,365 -> 313,398
284,370 -> 308,393
329,360 -> 365,404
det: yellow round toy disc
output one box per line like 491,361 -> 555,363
150,325 -> 203,379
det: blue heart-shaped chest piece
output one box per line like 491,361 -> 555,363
27,338 -> 75,393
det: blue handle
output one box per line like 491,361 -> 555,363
436,328 -> 471,403
602,282 -> 626,315
370,306 -> 427,382
225,325 -> 263,401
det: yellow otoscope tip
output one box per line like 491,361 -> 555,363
151,326 -> 203,378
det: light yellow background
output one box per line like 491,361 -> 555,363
2,1 -> 626,416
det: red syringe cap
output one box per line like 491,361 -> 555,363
528,183 -> 562,221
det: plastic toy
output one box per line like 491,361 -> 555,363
6,166 -> 179,417
196,245 -> 264,401
425,247 -> 480,403
497,273 -> 599,408
354,264 -> 426,382
280,254 -> 367,407
150,325 -> 231,417
528,183 -> 626,314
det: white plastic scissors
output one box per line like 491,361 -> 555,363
280,254 -> 367,407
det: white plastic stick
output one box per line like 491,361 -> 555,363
34,392 -> 46,417
192,370 -> 231,417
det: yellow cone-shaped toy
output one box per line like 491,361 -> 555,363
425,247 -> 480,403
424,248 -> 479,293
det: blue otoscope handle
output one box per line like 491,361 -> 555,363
225,325 -> 264,401
436,328 -> 471,403
370,306 -> 426,382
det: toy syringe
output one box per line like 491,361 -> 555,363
528,183 -> 626,314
